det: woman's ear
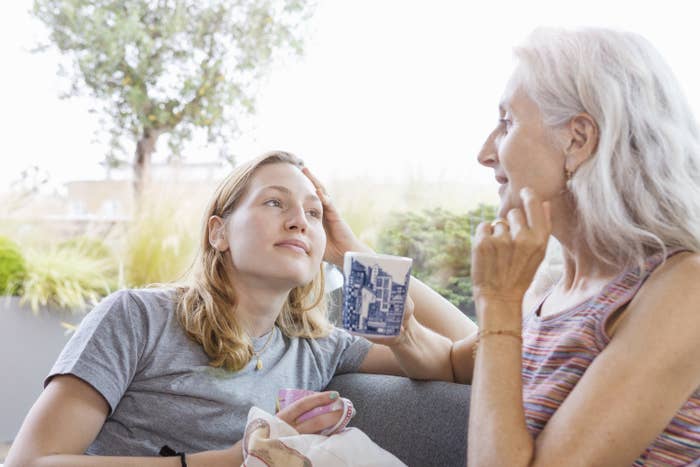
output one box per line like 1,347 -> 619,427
208,215 -> 229,252
564,112 -> 599,173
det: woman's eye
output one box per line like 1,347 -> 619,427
307,209 -> 322,219
264,199 -> 282,208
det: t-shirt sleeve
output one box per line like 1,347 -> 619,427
312,327 -> 372,384
45,289 -> 146,414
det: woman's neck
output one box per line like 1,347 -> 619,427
232,281 -> 290,337
548,200 -> 622,288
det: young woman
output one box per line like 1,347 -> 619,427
6,151 -> 475,466
453,28 -> 700,466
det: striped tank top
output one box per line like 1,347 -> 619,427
522,251 -> 700,466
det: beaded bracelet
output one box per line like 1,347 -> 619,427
472,329 -> 522,360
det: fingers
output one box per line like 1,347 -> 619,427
301,167 -> 325,192
520,187 -> 550,236
277,391 -> 338,424
471,221 -> 495,283
302,167 -> 339,221
506,208 -> 527,238
302,167 -> 331,202
276,391 -> 344,435
403,295 -> 415,321
490,218 -> 509,238
474,219 -> 494,243
542,201 -> 552,232
294,409 -> 343,435
471,190 -> 551,299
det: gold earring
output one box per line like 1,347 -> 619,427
565,167 -> 573,180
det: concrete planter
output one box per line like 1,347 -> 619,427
0,297 -> 85,442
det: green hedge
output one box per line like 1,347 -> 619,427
376,204 -> 496,319
0,236 -> 27,295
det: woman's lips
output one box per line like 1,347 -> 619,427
276,244 -> 307,255
274,239 -> 310,255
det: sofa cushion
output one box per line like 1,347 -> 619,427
326,373 -> 471,467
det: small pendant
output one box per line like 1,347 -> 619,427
256,358 -> 263,370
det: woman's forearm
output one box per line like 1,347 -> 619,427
408,276 -> 478,341
468,298 -> 533,467
9,442 -> 243,467
389,315 -> 455,381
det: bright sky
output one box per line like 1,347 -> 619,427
1,0 -> 699,195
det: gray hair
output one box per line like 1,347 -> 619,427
514,27 -> 700,269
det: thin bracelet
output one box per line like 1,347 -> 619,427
472,329 -> 522,360
478,329 -> 522,340
159,445 -> 187,467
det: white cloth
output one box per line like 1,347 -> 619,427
242,406 -> 406,467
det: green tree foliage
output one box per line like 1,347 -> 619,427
33,0 -> 315,195
0,237 -> 27,295
377,205 -> 497,318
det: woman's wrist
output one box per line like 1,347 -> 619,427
221,441 -> 244,466
474,294 -> 523,329
187,444 -> 243,467
473,286 -> 526,304
392,313 -> 422,349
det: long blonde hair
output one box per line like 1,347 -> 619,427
176,151 -> 332,371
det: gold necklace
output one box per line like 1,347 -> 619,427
251,327 -> 276,371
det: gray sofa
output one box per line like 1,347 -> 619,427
326,373 -> 471,467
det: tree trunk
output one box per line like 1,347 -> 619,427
133,129 -> 160,201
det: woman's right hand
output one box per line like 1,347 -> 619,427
302,167 -> 373,267
275,391 -> 344,434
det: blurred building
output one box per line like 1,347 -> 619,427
2,160 -> 228,240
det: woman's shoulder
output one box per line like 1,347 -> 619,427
120,287 -> 178,308
90,287 -> 178,323
622,251 -> 700,330
642,250 -> 700,293
294,325 -> 365,351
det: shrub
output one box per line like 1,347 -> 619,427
376,204 -> 497,319
122,191 -> 200,287
20,244 -> 115,313
59,236 -> 115,261
0,236 -> 27,295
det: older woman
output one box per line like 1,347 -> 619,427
454,28 -> 700,466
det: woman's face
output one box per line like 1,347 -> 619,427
223,162 -> 326,289
477,76 -> 567,218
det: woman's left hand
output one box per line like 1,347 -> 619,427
276,391 -> 344,435
302,167 -> 373,267
471,187 -> 552,307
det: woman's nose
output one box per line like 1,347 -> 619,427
284,205 -> 309,232
477,130 -> 499,167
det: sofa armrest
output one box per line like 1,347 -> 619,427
326,373 -> 470,467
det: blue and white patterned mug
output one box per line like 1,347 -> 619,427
342,252 -> 413,337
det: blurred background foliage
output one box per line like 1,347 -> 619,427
377,205 -> 497,319
0,0 -> 502,319
32,0 -> 316,196
0,193 -> 498,318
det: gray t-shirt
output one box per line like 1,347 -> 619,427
46,288 -> 372,456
